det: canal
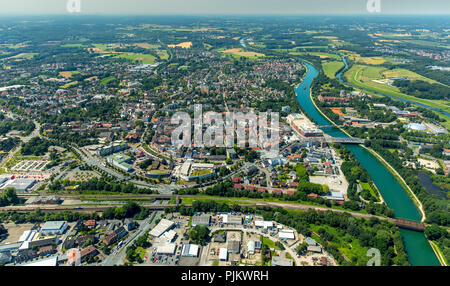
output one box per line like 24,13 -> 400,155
295,61 -> 440,266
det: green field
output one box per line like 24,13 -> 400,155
100,76 -> 116,85
261,236 -> 282,250
288,51 -> 341,60
360,182 -> 379,201
294,46 -> 329,49
61,44 -> 87,48
308,52 -> 341,59
322,61 -> 345,78
271,46 -> 328,53
157,50 -> 169,60
1,53 -> 37,61
61,81 -> 79,89
114,53 -> 156,64
310,224 -> 370,265
345,64 -> 450,119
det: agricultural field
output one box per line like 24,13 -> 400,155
61,43 -> 87,48
88,43 -> 121,53
220,48 -> 265,59
58,71 -> 81,79
61,81 -> 79,89
1,53 -> 38,61
134,43 -> 161,49
100,76 -> 116,85
345,64 -> 450,111
249,42 -> 267,48
306,52 -> 341,59
168,42 -> 193,49
114,53 -> 156,64
340,51 -> 386,65
322,61 -> 345,78
157,50 -> 169,60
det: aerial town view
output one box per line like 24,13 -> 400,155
0,0 -> 448,278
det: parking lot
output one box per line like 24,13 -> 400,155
11,160 -> 49,172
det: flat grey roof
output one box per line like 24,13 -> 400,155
41,221 -> 67,230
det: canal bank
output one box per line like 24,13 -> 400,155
336,56 -> 450,117
295,61 -> 440,266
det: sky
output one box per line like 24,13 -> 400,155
0,0 -> 449,15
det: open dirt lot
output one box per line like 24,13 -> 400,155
1,223 -> 35,244
310,173 -> 349,196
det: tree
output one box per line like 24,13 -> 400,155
424,224 -> 447,241
189,225 -> 210,246
297,241 -> 308,255
0,188 -> 20,206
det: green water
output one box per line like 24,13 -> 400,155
295,61 -> 440,266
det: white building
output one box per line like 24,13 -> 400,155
161,230 -> 177,242
220,214 -> 242,225
278,229 -> 295,240
247,241 -> 255,255
20,256 -> 58,266
18,230 -> 37,243
40,221 -> 68,235
182,244 -> 199,257
219,248 -> 228,261
156,243 -> 176,255
0,178 -> 36,192
149,219 -> 175,238
178,159 -> 215,181
255,220 -> 274,229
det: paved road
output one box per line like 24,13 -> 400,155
101,200 -> 167,266
0,119 -> 41,168
72,145 -> 183,194
71,146 -> 127,180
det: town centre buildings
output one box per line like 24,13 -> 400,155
287,113 -> 323,138
177,159 -> 215,181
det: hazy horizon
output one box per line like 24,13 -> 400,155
0,0 -> 449,15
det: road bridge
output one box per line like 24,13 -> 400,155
390,218 -> 426,232
329,137 -> 364,144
